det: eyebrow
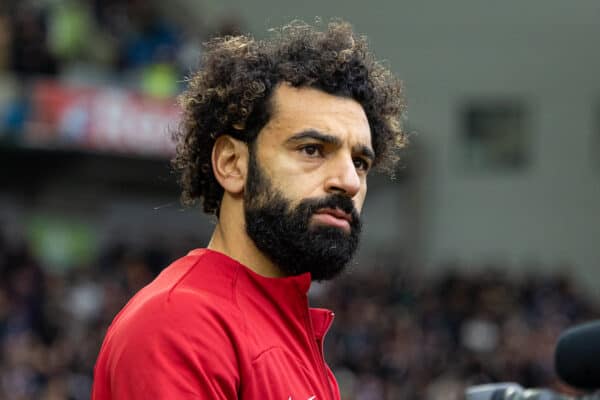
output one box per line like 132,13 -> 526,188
287,129 -> 375,162
287,130 -> 340,146
354,144 -> 375,163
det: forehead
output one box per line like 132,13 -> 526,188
263,84 -> 372,146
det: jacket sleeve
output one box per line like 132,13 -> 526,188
93,291 -> 241,399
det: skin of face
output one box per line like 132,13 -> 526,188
254,83 -> 373,220
209,83 -> 374,277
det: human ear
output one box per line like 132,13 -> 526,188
211,135 -> 249,195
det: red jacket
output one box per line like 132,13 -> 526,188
92,249 -> 341,399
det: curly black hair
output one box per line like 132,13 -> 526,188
172,19 -> 407,215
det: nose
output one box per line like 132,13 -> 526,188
324,155 -> 361,198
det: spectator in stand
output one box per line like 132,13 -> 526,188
2,0 -> 196,94
9,3 -> 58,77
0,9 -> 10,72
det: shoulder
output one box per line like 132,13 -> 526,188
93,252 -> 246,398
108,252 -> 244,344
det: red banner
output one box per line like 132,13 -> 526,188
28,81 -> 179,157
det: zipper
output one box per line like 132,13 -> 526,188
319,311 -> 337,400
306,309 -> 336,400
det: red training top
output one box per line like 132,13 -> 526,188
92,248 -> 341,399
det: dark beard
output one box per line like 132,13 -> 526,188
243,150 -> 362,281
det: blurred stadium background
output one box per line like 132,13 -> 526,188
1,0 -> 599,399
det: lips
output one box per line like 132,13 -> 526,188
315,208 -> 352,223
311,208 -> 352,231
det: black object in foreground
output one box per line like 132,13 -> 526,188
465,383 -> 600,400
555,320 -> 600,391
466,383 -> 566,400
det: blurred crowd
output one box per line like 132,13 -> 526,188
313,263 -> 599,400
0,0 -> 243,153
0,0 -> 242,98
1,225 -> 598,400
0,228 -> 197,400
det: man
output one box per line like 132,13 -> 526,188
92,20 -> 406,399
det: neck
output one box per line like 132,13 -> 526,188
207,195 -> 285,278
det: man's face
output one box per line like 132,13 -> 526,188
243,84 -> 373,280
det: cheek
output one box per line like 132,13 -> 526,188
267,159 -> 326,197
276,173 -> 321,204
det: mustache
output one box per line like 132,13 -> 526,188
299,194 -> 360,224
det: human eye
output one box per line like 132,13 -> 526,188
299,144 -> 323,157
353,157 -> 371,172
